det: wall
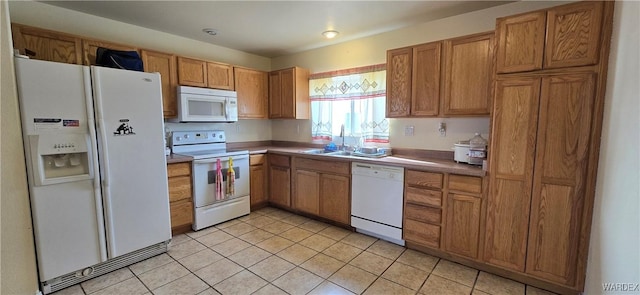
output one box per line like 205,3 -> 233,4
164,120 -> 272,144
0,0 -> 40,294
271,1 -> 569,151
585,1 -> 640,294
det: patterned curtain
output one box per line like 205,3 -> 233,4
309,64 -> 388,143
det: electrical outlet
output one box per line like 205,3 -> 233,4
404,125 -> 414,136
438,122 -> 446,137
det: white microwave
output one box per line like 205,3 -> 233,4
172,86 -> 238,122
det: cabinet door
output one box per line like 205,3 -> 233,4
170,199 -> 193,229
168,176 -> 192,202
269,166 -> 291,208
250,164 -> 267,207
444,193 -> 482,259
177,57 -> 207,87
544,1 -> 603,69
280,68 -> 296,118
269,71 -> 282,118
386,47 -> 412,117
12,24 -> 81,64
294,170 -> 320,215
319,174 -> 350,225
495,12 -> 546,74
442,32 -> 494,116
526,74 -> 596,285
484,77 -> 541,271
207,62 -> 234,90
82,39 -> 137,66
235,67 -> 268,119
141,50 -> 178,118
411,42 -> 441,116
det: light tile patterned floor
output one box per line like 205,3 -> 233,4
52,207 -> 559,295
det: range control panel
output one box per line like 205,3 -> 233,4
172,130 -> 226,146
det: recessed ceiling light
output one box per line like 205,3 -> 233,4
202,28 -> 218,36
322,30 -> 339,39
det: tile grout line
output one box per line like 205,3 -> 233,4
62,207 -> 550,295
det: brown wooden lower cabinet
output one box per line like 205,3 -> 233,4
403,171 -> 484,260
404,219 -> 440,249
443,193 -> 482,259
293,169 -> 320,215
403,170 -> 445,249
249,154 -> 268,210
319,173 -> 350,225
268,154 -> 291,208
170,199 -> 193,229
167,162 -> 193,234
291,157 -> 350,225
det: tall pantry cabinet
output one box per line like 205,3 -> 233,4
484,1 -> 613,293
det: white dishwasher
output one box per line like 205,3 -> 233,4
351,162 -> 405,246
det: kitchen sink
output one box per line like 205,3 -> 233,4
302,149 -> 386,158
327,151 -> 353,156
302,149 -> 335,154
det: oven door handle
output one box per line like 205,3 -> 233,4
193,154 -> 249,164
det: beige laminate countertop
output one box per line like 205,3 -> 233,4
245,146 -> 485,177
166,153 -> 193,164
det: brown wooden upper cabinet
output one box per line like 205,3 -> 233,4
268,67 -> 310,119
82,39 -> 138,66
496,1 -> 604,73
234,67 -> 268,119
11,24 -> 82,64
386,47 -> 413,117
442,32 -> 494,116
177,56 -> 234,90
412,42 -> 442,116
141,50 -> 178,118
386,42 -> 442,117
386,32 -> 493,118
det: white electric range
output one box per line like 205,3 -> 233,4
171,130 -> 250,231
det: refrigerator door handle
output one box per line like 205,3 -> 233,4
83,67 -> 108,262
91,68 -> 117,257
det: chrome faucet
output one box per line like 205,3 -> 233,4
339,124 -> 345,151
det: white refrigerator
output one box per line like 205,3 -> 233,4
14,58 -> 171,293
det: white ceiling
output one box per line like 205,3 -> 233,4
43,1 -> 511,58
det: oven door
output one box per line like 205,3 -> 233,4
192,154 -> 249,208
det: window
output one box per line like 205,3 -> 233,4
309,64 -> 388,144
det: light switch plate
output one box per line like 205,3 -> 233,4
404,125 -> 414,136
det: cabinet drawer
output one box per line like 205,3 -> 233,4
448,174 -> 482,194
169,176 -> 192,202
405,186 -> 442,207
269,154 -> 290,167
167,162 -> 191,177
406,170 -> 443,189
404,219 -> 440,248
250,154 -> 266,166
405,204 -> 441,224
295,157 -> 350,175
170,199 -> 193,228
